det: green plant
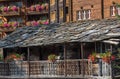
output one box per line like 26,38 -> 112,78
88,52 -> 115,63
48,54 -> 57,61
88,52 -> 97,62
0,54 -> 3,61
5,53 -> 22,62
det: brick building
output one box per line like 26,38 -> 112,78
50,0 -> 120,23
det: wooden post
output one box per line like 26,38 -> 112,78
63,43 -> 67,77
27,47 -> 30,78
100,42 -> 102,53
81,43 -> 84,77
99,42 -> 102,76
110,44 -> 113,78
95,42 -> 97,52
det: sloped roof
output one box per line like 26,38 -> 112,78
0,19 -> 120,48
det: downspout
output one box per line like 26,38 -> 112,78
63,0 -> 66,22
48,0 -> 51,24
56,0 -> 59,23
101,0 -> 104,19
69,0 -> 73,21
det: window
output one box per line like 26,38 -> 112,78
50,0 -> 55,6
110,6 -> 120,16
110,6 -> 116,16
50,11 -> 56,21
59,8 -> 63,18
77,10 -> 91,20
65,7 -> 68,14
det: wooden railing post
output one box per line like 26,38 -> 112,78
81,43 -> 84,77
64,43 -> 67,77
27,47 -> 30,78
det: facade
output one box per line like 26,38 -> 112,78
73,0 -> 120,21
50,0 -> 120,22
0,0 -> 120,38
0,0 -> 49,38
0,19 -> 120,79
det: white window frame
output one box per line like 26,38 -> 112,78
77,10 -> 91,20
111,6 -> 116,16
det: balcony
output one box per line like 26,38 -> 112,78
0,59 -> 112,79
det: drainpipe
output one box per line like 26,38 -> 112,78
48,0 -> 51,24
69,0 -> 73,21
56,0 -> 59,23
63,0 -> 66,22
101,0 -> 104,19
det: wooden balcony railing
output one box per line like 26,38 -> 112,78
0,59 -> 112,79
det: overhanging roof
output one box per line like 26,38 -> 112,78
0,19 -> 120,48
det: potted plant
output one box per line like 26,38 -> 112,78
1,6 -> 9,12
0,54 -> 3,62
35,4 -> 42,12
10,6 -> 18,12
101,52 -> 115,63
5,53 -> 23,62
29,5 -> 36,11
88,52 -> 97,62
48,54 -> 57,62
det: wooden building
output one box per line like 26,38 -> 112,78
0,19 -> 119,79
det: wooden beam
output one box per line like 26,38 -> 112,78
27,47 -> 30,61
27,47 -> 30,78
80,43 -> 84,77
95,42 -> 97,52
63,43 -> 67,77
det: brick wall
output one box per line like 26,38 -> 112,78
104,0 -> 120,19
50,0 -> 120,23
72,0 -> 102,21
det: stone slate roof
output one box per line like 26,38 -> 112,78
0,19 -> 120,48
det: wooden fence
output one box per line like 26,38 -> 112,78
0,59 -> 112,79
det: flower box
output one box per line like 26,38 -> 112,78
0,26 -> 16,32
0,21 -> 19,32
2,8 -> 20,16
26,3 -> 48,14
0,6 -> 20,16
26,20 -> 49,26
